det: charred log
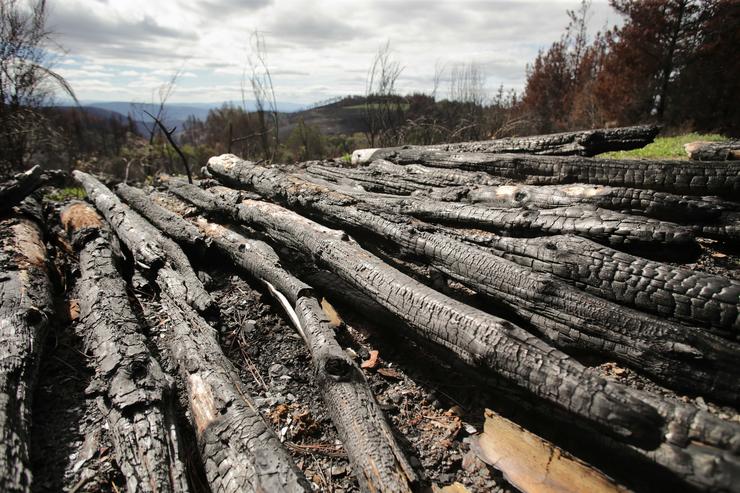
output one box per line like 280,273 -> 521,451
0,166 -> 65,213
354,148 -> 740,199
130,190 -> 418,492
165,176 -> 667,447
446,231 -> 740,338
204,156 -> 740,404
685,141 -> 740,161
60,202 -> 190,493
72,171 -> 214,314
352,125 -> 660,158
0,199 -> 53,493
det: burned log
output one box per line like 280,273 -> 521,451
0,166 -> 65,213
60,202 -> 190,493
157,291 -> 311,493
165,177 -> 667,446
0,199 -> 53,493
353,125 -> 660,158
85,183 -> 309,491
354,148 -> 740,199
685,141 -> 740,161
72,171 -> 214,314
205,156 -> 740,404
446,231 -> 740,338
126,191 -> 418,492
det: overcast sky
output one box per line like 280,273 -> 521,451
47,0 -> 619,106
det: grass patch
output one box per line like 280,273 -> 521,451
601,133 -> 728,160
45,186 -> 86,201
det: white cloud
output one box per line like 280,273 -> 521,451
47,0 -> 619,104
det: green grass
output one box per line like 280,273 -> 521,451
601,133 -> 728,160
45,186 -> 86,201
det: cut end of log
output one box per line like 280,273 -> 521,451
351,148 -> 379,164
60,202 -> 103,236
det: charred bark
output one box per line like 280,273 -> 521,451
0,200 -> 53,493
165,177 -> 667,447
0,166 -> 65,213
157,291 -> 311,493
352,125 -> 660,158
72,171 -> 214,314
446,231 -> 740,338
204,156 -> 740,404
355,148 -> 740,199
60,202 -> 190,493
685,141 -> 740,161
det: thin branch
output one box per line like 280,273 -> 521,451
143,110 -> 192,184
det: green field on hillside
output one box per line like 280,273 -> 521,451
601,133 -> 728,160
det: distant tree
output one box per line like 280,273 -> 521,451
244,31 -> 279,161
0,0 -> 77,177
363,40 -> 405,147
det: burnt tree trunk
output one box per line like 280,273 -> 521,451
352,125 -> 660,158
355,148 -> 740,199
0,166 -> 65,213
204,156 -> 740,404
126,189 -> 418,492
60,202 -> 190,493
0,199 -> 53,493
685,141 -> 740,161
72,171 -> 214,314
446,231 -> 740,338
165,178 -> 665,447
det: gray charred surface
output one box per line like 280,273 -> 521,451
120,187 -> 418,492
686,141 -> 740,161
0,166 -> 65,213
165,176 -> 666,447
61,202 -> 190,493
72,171 -> 214,314
204,156 -> 740,404
0,200 -> 53,493
352,125 -> 659,158
357,148 -> 740,198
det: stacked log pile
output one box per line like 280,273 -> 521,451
1,126 -> 739,492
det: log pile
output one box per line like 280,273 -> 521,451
1,127 -> 739,493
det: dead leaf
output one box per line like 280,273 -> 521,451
711,252 -> 727,259
361,350 -> 379,369
69,299 -> 80,321
469,409 -> 627,493
377,367 -> 402,380
320,297 -> 343,328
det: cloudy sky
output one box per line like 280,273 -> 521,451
47,0 -> 619,106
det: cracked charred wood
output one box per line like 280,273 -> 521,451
60,202 -> 190,493
72,171 -> 214,314
445,231 -> 740,338
353,125 -> 660,158
354,148 -> 740,199
0,166 -> 65,213
685,141 -> 740,161
307,160 -> 508,195
156,290 -> 311,493
354,193 -> 698,255
0,199 -> 53,493
205,156 -> 740,404
115,183 -> 211,255
134,190 -> 418,492
166,177 -> 667,448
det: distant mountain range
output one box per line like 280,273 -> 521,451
81,100 -> 306,123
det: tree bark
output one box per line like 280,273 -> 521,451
685,141 -> 740,161
354,148 -> 740,199
0,166 -> 65,213
0,199 -> 53,493
204,156 -> 740,404
448,231 -> 740,338
72,171 -> 214,315
135,192 -> 419,492
352,125 -> 660,158
164,177 -> 666,447
157,291 -> 311,493
60,202 -> 190,493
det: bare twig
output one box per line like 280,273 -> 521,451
143,110 -> 192,184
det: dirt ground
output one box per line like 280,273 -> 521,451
27,195 -> 740,493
